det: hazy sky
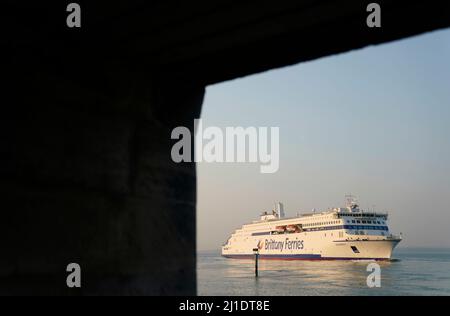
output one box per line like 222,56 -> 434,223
197,29 -> 450,251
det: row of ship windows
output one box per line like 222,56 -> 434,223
338,214 -> 386,219
348,220 -> 385,225
303,220 -> 340,227
304,225 -> 389,232
303,219 -> 385,227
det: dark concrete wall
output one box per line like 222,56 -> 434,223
1,52 -> 203,294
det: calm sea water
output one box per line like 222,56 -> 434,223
197,248 -> 450,296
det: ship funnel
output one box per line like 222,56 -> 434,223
275,202 -> 285,218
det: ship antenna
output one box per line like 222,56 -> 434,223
345,194 -> 358,209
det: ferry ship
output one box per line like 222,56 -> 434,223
222,198 -> 402,260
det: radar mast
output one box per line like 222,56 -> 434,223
345,194 -> 359,211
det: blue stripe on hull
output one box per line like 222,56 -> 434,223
222,254 -> 389,261
223,254 -> 321,260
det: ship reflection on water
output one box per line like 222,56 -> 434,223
198,248 -> 450,296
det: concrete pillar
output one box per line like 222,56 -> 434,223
0,56 -> 203,295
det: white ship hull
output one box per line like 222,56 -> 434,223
222,201 -> 402,261
223,236 -> 400,260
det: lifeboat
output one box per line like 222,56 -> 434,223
286,225 -> 296,232
286,224 -> 302,233
275,226 -> 286,233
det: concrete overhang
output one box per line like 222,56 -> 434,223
6,1 -> 450,85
